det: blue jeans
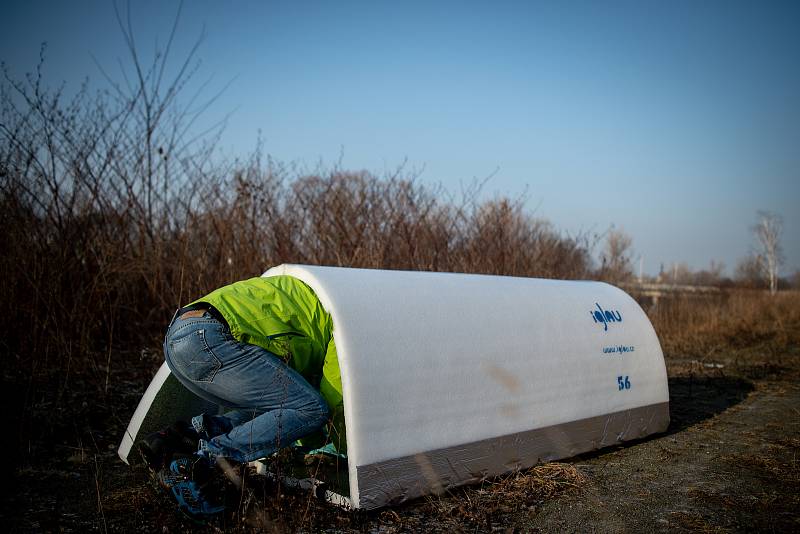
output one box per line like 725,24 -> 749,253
163,308 -> 330,463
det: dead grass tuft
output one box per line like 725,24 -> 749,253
420,462 -> 589,529
487,462 -> 589,501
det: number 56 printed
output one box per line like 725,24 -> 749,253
617,375 -> 631,390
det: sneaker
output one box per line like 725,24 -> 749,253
168,455 -> 213,485
156,463 -> 186,493
171,480 -> 225,521
155,455 -> 214,494
138,421 -> 199,470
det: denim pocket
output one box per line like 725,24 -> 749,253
168,327 -> 223,383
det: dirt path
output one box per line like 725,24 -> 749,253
527,377 -> 800,532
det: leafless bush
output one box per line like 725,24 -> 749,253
0,48 -> 593,396
597,228 -> 634,283
0,25 -> 222,384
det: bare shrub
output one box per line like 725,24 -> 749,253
0,51 -> 593,401
597,228 -> 633,283
735,255 -> 765,289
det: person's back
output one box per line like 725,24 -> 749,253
193,275 -> 346,452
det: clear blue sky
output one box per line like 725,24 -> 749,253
2,0 -> 798,276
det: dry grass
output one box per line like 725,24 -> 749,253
405,463 -> 589,531
451,462 -> 588,510
649,291 -> 800,360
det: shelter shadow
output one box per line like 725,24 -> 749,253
666,375 -> 754,434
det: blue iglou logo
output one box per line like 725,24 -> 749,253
590,303 -> 622,331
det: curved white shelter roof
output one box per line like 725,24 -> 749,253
120,265 -> 669,510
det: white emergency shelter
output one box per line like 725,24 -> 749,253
119,265 -> 669,509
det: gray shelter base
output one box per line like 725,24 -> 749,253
356,402 -> 669,509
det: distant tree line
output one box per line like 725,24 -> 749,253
595,213 -> 794,290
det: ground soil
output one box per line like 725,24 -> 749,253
2,343 -> 798,533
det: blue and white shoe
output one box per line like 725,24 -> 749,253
171,480 -> 225,520
156,455 -> 212,492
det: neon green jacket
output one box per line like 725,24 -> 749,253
191,275 -> 346,452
